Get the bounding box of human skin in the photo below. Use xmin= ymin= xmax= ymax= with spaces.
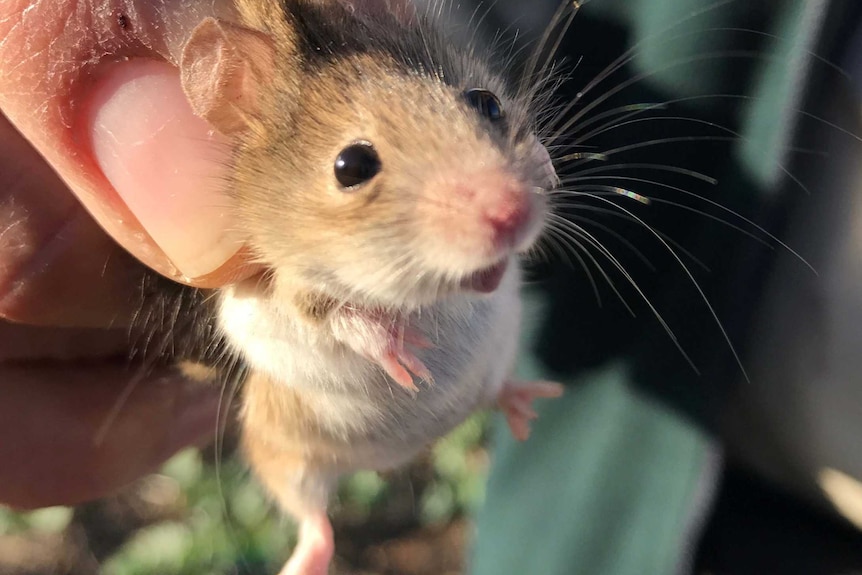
xmin=0 ymin=0 xmax=407 ymax=510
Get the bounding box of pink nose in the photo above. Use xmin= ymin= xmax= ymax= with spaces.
xmin=444 ymin=171 xmax=534 ymax=247
xmin=482 ymin=188 xmax=531 ymax=243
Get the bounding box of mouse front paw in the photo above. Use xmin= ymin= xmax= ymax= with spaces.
xmin=330 ymin=307 xmax=434 ymax=391
xmin=497 ymin=379 xmax=564 ymax=441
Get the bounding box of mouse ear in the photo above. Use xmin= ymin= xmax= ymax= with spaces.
xmin=180 ymin=17 xmax=275 ymax=136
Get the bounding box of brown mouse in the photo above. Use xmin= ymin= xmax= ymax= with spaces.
xmin=174 ymin=1 xmax=565 ymax=573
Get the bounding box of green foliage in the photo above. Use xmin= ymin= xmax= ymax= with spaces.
xmin=0 ymin=506 xmax=72 ymax=536
xmin=3 ymin=412 xmax=494 ymax=575
xmin=103 ymin=450 xmax=294 ymax=575
xmin=422 ymin=412 xmax=491 ymax=524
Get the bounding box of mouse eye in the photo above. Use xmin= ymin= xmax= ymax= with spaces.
xmin=334 ymin=142 xmax=382 ymax=189
xmin=464 ymin=89 xmax=504 ymax=122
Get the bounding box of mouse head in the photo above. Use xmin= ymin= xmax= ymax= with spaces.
xmin=181 ymin=3 xmax=558 ymax=308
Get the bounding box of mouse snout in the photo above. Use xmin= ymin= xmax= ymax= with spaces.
xmin=451 ymin=171 xmax=538 ymax=251
xmin=420 ymin=168 xmax=545 ymax=269
xmin=479 ymin=185 xmax=532 ymax=245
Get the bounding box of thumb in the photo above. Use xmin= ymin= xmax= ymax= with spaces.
xmin=0 ymin=1 xmax=252 ymax=288
xmin=86 ymin=58 xmax=247 ymax=282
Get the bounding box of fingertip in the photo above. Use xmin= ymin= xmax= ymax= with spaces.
xmin=86 ymin=58 xmax=244 ymax=283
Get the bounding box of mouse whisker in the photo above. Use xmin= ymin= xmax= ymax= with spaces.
xmin=540 ymin=224 xmax=604 ymax=308
xmin=545 ymin=212 xmax=642 ymax=315
xmin=548 ymin=196 xmax=710 ymax=273
xmin=555 ymin=163 xmax=815 ymax=271
xmin=543 ymin=0 xmax=737 ymax=142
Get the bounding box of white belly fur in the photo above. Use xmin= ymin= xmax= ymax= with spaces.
xmin=218 ymin=265 xmax=523 ymax=471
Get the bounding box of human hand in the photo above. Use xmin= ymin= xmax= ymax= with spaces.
xmin=0 ymin=0 xmax=237 ymax=508
xmin=0 ymin=103 xmax=225 ymax=508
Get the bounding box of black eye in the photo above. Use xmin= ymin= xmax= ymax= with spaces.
xmin=334 ymin=142 xmax=381 ymax=189
xmin=464 ymin=89 xmax=504 ymax=121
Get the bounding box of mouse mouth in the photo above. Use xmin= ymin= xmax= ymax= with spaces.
xmin=460 ymin=260 xmax=509 ymax=293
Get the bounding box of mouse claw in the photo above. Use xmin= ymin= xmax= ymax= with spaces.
xmin=278 ymin=512 xmax=334 ymax=575
xmin=380 ymin=352 xmax=420 ymax=392
xmin=330 ymin=307 xmax=434 ymax=392
xmin=380 ymin=339 xmax=433 ymax=391
xmin=400 ymin=351 xmax=435 ymax=386
xmin=384 ymin=322 xmax=434 ymax=390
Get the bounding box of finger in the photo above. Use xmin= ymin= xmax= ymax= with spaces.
xmin=0 ymin=113 xmax=156 ymax=327
xmin=0 ymin=321 xmax=129 ymax=362
xmin=0 ymin=363 xmax=221 ymax=510
xmin=0 ymin=0 xmax=251 ymax=287
xmin=85 ymin=58 xmax=252 ymax=283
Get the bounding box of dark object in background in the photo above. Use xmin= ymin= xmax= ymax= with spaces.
xmin=695 ymin=463 xmax=862 ymax=575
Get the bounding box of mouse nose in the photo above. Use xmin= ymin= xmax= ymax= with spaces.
xmin=483 ymin=190 xmax=531 ymax=242
xmin=429 ymin=170 xmax=539 ymax=255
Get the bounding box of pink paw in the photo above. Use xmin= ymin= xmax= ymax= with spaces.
xmin=497 ymin=380 xmax=564 ymax=441
xmin=332 ymin=307 xmax=434 ymax=391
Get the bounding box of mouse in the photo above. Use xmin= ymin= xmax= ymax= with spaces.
xmin=166 ymin=1 xmax=566 ymax=573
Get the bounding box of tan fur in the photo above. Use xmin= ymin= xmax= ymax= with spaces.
xmin=177 ymin=360 xmax=220 ymax=383
xmin=241 ymin=376 xmax=333 ymax=514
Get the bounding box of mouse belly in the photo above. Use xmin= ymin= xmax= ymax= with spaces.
xmin=239 ymin=285 xmax=521 ymax=473
xmin=229 ymin=267 xmax=559 ymax=575
xmin=227 ymin=267 xmax=522 ymax=473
